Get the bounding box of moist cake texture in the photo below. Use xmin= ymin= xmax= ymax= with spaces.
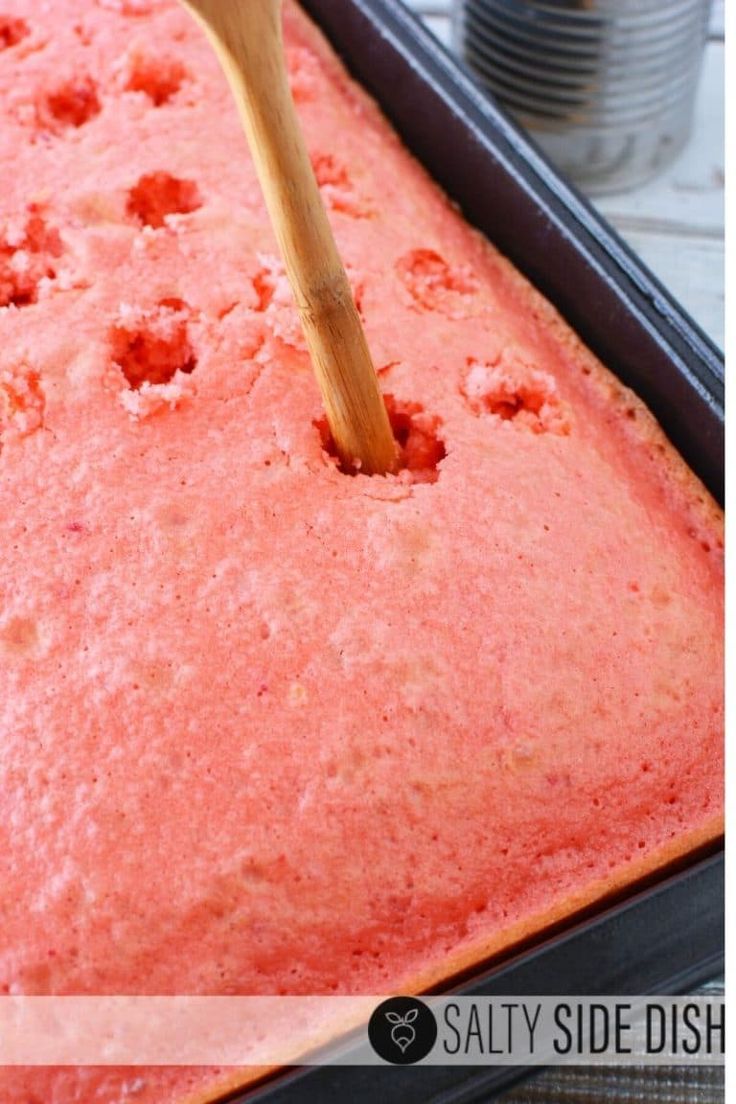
xmin=0 ymin=1 xmax=723 ymax=1101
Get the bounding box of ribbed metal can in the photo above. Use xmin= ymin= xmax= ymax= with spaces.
xmin=453 ymin=0 xmax=712 ymax=193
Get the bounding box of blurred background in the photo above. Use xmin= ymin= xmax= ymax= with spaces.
xmin=405 ymin=0 xmax=724 ymax=352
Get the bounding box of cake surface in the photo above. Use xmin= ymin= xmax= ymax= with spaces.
xmin=0 ymin=1 xmax=723 ymax=1102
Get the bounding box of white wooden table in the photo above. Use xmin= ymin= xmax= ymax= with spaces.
xmin=406 ymin=0 xmax=725 ymax=352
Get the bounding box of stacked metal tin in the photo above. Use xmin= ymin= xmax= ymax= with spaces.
xmin=453 ymin=0 xmax=712 ymax=193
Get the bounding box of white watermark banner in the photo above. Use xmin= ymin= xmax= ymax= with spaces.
xmin=0 ymin=996 xmax=724 ymax=1067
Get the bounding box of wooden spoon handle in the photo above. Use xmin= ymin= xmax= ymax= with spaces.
xmin=182 ymin=0 xmax=397 ymax=475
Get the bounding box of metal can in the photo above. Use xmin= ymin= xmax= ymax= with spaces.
xmin=453 ymin=0 xmax=712 ymax=193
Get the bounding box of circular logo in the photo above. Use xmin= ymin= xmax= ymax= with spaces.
xmin=368 ymin=996 xmax=438 ymax=1065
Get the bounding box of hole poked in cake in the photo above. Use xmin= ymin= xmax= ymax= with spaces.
xmin=126 ymin=172 xmax=202 ymax=229
xmin=316 ymin=395 xmax=446 ymax=483
xmin=311 ymin=154 xmax=373 ymax=219
xmin=461 ymin=356 xmax=572 ymax=436
xmin=0 ymin=365 xmax=45 ymax=452
xmin=124 ymin=54 xmax=189 ymax=105
xmin=111 ymin=299 xmax=196 ymax=390
xmin=396 ymin=248 xmax=478 ymax=315
xmin=250 ymin=253 xmax=283 ymax=313
xmin=39 ymin=76 xmax=101 ymax=130
xmin=0 ymin=208 xmax=62 ymax=308
xmin=252 ymin=269 xmax=275 ymax=312
xmin=0 ymin=15 xmax=29 ymax=49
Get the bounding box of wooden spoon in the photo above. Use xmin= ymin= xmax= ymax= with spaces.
xmin=180 ymin=0 xmax=398 ymax=476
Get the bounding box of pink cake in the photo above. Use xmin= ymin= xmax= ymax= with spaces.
xmin=0 ymin=2 xmax=723 ymax=1102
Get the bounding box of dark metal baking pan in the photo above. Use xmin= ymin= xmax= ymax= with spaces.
xmin=232 ymin=0 xmax=723 ymax=1099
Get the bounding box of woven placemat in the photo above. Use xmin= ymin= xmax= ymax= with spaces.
xmin=499 ymin=1064 xmax=724 ymax=1103
xmin=498 ymin=981 xmax=724 ymax=1104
